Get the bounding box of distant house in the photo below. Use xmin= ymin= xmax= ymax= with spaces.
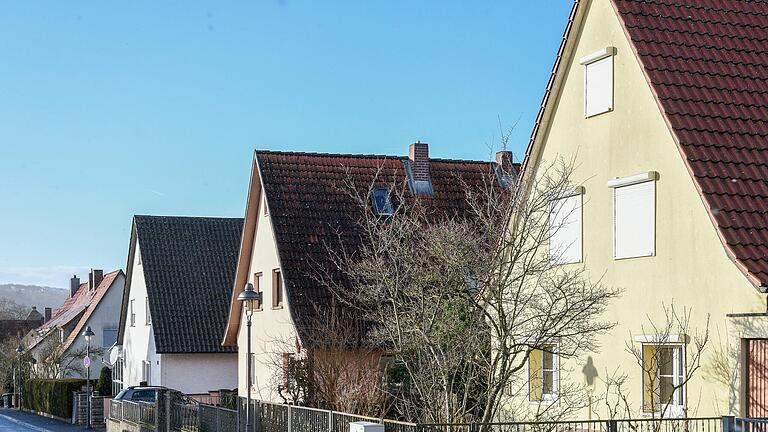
xmin=221 ymin=143 xmax=516 ymax=402
xmin=0 ymin=307 xmax=44 ymax=344
xmin=113 ymin=215 xmax=243 ymax=396
xmin=25 ymin=269 xmax=125 ymax=379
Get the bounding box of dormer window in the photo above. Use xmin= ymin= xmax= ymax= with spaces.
xmin=371 ymin=188 xmax=394 ymax=216
xmin=581 ymin=47 xmax=616 ymax=118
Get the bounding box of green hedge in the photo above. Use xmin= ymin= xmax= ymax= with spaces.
xmin=23 ymin=378 xmax=86 ymax=419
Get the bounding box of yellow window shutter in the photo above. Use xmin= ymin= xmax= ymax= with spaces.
xmin=642 ymin=345 xmax=658 ymax=413
xmin=529 ymin=349 xmax=543 ymax=401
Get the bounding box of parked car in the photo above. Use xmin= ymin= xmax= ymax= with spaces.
xmin=114 ymin=386 xmax=196 ymax=404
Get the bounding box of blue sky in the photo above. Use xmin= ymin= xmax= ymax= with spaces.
xmin=0 ymin=1 xmax=572 ymax=288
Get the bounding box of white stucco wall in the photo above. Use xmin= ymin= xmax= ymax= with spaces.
xmin=237 ymin=190 xmax=297 ymax=402
xmin=122 ymin=240 xmax=162 ymax=387
xmin=161 ymin=353 xmax=238 ymax=395
xmin=62 ymin=272 xmax=126 ymax=379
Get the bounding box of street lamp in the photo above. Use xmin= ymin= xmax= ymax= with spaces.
xmin=82 ymin=326 xmax=95 ymax=430
xmin=15 ymin=344 xmax=23 ymax=411
xmin=237 ymin=282 xmax=261 ymax=432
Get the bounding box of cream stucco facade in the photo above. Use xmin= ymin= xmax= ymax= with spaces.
xmin=520 ymin=0 xmax=766 ymax=419
xmin=236 ymin=190 xmax=297 ymax=403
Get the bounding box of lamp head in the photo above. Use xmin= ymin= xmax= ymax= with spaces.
xmin=82 ymin=326 xmax=95 ymax=344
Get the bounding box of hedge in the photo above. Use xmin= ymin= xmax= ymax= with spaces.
xmin=23 ymin=378 xmax=86 ymax=419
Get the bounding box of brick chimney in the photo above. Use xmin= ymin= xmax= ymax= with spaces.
xmin=70 ymin=275 xmax=81 ymax=298
xmin=44 ymin=307 xmax=52 ymax=323
xmin=409 ymin=142 xmax=430 ymax=182
xmin=89 ymin=269 xmax=104 ymax=291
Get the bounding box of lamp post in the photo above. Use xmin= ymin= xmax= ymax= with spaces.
xmin=15 ymin=344 xmax=23 ymax=411
xmin=237 ymin=283 xmax=261 ymax=432
xmin=82 ymin=326 xmax=95 ymax=430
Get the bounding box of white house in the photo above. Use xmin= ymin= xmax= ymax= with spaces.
xmin=25 ymin=269 xmax=125 ymax=379
xmin=113 ymin=215 xmax=242 ymax=396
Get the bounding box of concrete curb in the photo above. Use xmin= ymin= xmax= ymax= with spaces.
xmin=0 ymin=412 xmax=51 ymax=431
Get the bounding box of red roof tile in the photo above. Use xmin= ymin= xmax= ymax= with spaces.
xmin=614 ymin=0 xmax=768 ymax=285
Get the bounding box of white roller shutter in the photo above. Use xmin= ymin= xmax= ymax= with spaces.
xmin=614 ymin=180 xmax=655 ymax=259
xmin=585 ymin=56 xmax=613 ymax=117
xmin=549 ymin=193 xmax=583 ymax=264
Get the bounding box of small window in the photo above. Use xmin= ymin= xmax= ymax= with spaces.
xmin=372 ymin=188 xmax=394 ymax=216
xmin=272 ymin=269 xmax=283 ymax=308
xmin=642 ymin=345 xmax=684 ymax=413
xmin=130 ymin=299 xmax=136 ymax=327
xmin=254 ymin=273 xmax=263 ymax=311
xmin=263 ymin=195 xmax=269 ymax=216
xmin=141 ymin=360 xmax=151 ymax=385
xmin=250 ymin=353 xmax=256 ymax=387
xmin=549 ymin=192 xmax=583 ymax=264
xmin=145 ymin=297 xmax=151 ymax=325
xmin=612 ymin=176 xmax=656 ymax=259
xmin=529 ymin=345 xmax=559 ymax=402
xmin=103 ymin=328 xmax=118 ymax=347
xmin=581 ymin=47 xmax=615 ymax=117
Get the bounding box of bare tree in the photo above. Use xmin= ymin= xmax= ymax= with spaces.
xmin=0 ymin=298 xmax=27 ymax=320
xmin=319 ymin=152 xmax=620 ymax=425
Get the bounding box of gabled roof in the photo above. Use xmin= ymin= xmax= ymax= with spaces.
xmin=26 ymin=270 xmax=122 ymax=352
xmin=119 ymin=215 xmax=243 ymax=354
xmin=525 ymin=0 xmax=768 ymax=289
xmin=223 ymin=149 xmax=518 ymax=347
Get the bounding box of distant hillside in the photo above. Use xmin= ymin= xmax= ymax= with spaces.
xmin=0 ymin=283 xmax=69 ymax=312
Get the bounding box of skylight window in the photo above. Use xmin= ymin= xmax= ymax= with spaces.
xmin=372 ymin=188 xmax=394 ymax=216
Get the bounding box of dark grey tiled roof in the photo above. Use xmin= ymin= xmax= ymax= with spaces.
xmin=135 ymin=215 xmax=243 ymax=353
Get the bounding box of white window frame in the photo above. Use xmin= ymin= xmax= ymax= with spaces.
xmin=549 ymin=187 xmax=584 ymax=264
xmin=581 ymin=47 xmax=616 ymax=118
xmin=142 ymin=360 xmax=151 ymax=385
xmin=609 ymin=172 xmax=658 ymax=260
xmin=639 ymin=341 xmax=685 ymax=418
xmin=130 ymin=299 xmax=136 ymax=327
xmin=145 ymin=297 xmax=151 ymax=325
xmin=541 ymin=344 xmax=560 ymax=402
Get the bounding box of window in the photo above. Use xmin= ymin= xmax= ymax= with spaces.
xmin=642 ymin=345 xmax=684 ymax=414
xmin=610 ymin=173 xmax=657 ymax=259
xmin=272 ymin=269 xmax=283 ymax=308
xmin=103 ymin=328 xmax=118 ymax=348
xmin=112 ymin=359 xmax=124 ymax=396
xmin=141 ymin=360 xmax=151 ymax=385
xmin=253 ymin=273 xmax=263 ymax=310
xmin=145 ymin=297 xmax=151 ymax=325
xmin=529 ymin=345 xmax=559 ymax=402
xmin=581 ymin=47 xmax=616 ymax=117
xmin=130 ymin=299 xmax=136 ymax=327
xmin=281 ymin=353 xmax=298 ymax=390
xmin=250 ymin=353 xmax=256 ymax=387
xmin=549 ymin=192 xmax=583 ymax=264
xmin=371 ymin=188 xmax=394 ymax=216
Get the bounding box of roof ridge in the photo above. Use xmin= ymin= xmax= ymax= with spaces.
xmin=134 ymin=214 xmax=243 ymax=220
xmin=255 ymin=149 xmax=499 ymax=165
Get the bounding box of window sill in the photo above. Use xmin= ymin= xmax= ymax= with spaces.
xmin=271 ymin=306 xmax=284 ymax=310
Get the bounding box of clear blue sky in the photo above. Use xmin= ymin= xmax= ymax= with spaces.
xmin=0 ymin=1 xmax=572 ymax=288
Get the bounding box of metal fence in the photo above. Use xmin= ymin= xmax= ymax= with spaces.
xmin=120 ymin=399 xmax=157 ymax=427
xmin=734 ymin=417 xmax=768 ymax=432
xmin=418 ymin=418 xmax=722 ymax=432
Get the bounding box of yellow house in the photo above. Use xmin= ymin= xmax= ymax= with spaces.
xmin=520 ymin=0 xmax=768 ymax=419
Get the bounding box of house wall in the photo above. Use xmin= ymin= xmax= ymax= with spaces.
xmin=61 ymin=273 xmax=125 ymax=379
xmin=237 ymin=188 xmax=297 ymax=402
xmin=122 ymin=241 xmax=162 ymax=388
xmin=522 ymin=0 xmax=765 ymax=418
xmin=161 ymin=353 xmax=238 ymax=395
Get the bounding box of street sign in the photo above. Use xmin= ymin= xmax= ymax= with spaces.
xmin=83 ymin=355 xmax=91 ymax=369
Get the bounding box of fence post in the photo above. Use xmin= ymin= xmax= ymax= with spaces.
xmin=469 ymin=423 xmax=479 ymax=432
xmin=288 ymin=405 xmax=292 ymax=432
xmin=722 ymin=416 xmax=736 ymax=432
xmin=328 ymin=410 xmax=333 ymax=432
xmin=608 ymin=420 xmax=618 ymax=432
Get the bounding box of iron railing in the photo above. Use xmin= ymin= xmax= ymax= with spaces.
xmin=734 ymin=417 xmax=768 ymax=432
xmin=108 ymin=399 xmax=122 ymax=420
xmin=417 ymin=417 xmax=722 ymax=432
xmin=121 ymin=400 xmax=157 ymax=426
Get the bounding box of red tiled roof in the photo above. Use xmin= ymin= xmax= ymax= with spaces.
xmin=613 ymin=0 xmax=768 ymax=286
xmin=254 ymin=150 xmax=516 ymax=344
xmin=27 ymin=270 xmax=122 ymax=352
